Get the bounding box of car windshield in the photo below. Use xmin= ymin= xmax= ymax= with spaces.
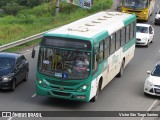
xmin=38 ymin=47 xmax=91 ymax=80
xmin=136 ymin=26 xmax=148 ymax=33
xmin=151 ymin=65 xmax=160 ymax=77
xmin=123 ymin=0 xmax=148 ymax=9
xmin=0 ymin=58 xmax=15 ymax=70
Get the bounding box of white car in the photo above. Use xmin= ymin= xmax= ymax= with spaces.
xmin=155 ymin=9 xmax=160 ymax=25
xmin=136 ymin=23 xmax=154 ymax=47
xmin=144 ymin=62 xmax=160 ymax=96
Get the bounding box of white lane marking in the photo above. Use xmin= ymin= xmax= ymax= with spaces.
xmin=140 ymin=99 xmax=158 ymax=120
xmin=7 ymin=117 xmax=12 ymax=120
xmin=146 ymin=99 xmax=158 ymax=111
xmin=32 ymin=93 xmax=36 ymax=98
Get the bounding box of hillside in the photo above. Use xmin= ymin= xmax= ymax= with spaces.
xmin=0 ymin=0 xmax=112 ymax=46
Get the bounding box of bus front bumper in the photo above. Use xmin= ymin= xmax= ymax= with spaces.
xmin=36 ymin=84 xmax=90 ymax=102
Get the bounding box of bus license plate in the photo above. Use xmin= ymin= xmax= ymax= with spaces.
xmin=55 ymin=72 xmax=62 ymax=77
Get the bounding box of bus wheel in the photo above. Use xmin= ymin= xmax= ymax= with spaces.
xmin=90 ymin=82 xmax=100 ymax=102
xmin=117 ymin=60 xmax=124 ymax=77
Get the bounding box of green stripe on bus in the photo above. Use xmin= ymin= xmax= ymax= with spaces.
xmin=123 ymin=14 xmax=136 ymax=26
xmin=92 ymin=31 xmax=109 ymax=43
xmin=123 ymin=38 xmax=136 ymax=52
xmin=44 ymin=34 xmax=90 ymax=41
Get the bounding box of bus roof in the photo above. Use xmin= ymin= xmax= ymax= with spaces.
xmin=44 ymin=11 xmax=136 ymax=41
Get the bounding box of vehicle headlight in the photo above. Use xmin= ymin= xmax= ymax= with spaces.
xmin=77 ymin=85 xmax=88 ymax=92
xmin=146 ymin=79 xmax=153 ymax=87
xmin=143 ymin=12 xmax=147 ymax=15
xmin=142 ymin=38 xmax=148 ymax=41
xmin=2 ymin=77 xmax=11 ymax=82
xmin=38 ymin=79 xmax=48 ymax=88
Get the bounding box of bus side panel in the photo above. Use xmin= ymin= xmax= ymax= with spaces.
xmin=89 ymin=75 xmax=101 ymax=100
xmin=106 ymin=49 xmax=122 ymax=85
xmin=122 ymin=39 xmax=136 ymax=68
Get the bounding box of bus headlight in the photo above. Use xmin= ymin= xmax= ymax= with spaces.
xmin=143 ymin=12 xmax=147 ymax=15
xmin=38 ymin=80 xmax=42 ymax=84
xmin=77 ymin=85 xmax=88 ymax=92
xmin=38 ymin=79 xmax=48 ymax=88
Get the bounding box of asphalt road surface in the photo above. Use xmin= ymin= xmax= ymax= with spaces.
xmin=1 ymin=0 xmax=160 ymax=120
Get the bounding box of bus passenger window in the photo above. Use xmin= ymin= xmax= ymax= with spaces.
xmin=92 ymin=54 xmax=98 ymax=73
xmin=99 ymin=40 xmax=104 ymax=63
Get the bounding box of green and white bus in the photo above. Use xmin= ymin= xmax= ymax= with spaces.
xmin=32 ymin=11 xmax=136 ymax=102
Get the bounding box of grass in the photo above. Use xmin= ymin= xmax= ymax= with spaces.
xmin=1 ymin=0 xmax=112 ymax=52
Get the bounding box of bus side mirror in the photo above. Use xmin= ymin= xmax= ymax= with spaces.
xmin=31 ymin=47 xmax=35 ymax=58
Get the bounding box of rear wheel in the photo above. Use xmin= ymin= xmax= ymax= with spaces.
xmin=90 ymin=82 xmax=101 ymax=102
xmin=117 ymin=60 xmax=124 ymax=77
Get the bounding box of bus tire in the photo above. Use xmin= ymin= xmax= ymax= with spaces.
xmin=117 ymin=60 xmax=124 ymax=77
xmin=90 ymin=81 xmax=101 ymax=102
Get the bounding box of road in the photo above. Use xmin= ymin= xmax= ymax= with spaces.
xmin=1 ymin=0 xmax=160 ymax=120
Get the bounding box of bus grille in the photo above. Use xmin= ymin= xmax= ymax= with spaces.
xmin=127 ymin=10 xmax=142 ymax=13
xmin=51 ymin=86 xmax=74 ymax=91
xmin=51 ymin=91 xmax=71 ymax=97
xmin=47 ymin=79 xmax=79 ymax=86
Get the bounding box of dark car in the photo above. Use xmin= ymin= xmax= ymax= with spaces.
xmin=155 ymin=9 xmax=160 ymax=25
xmin=0 ymin=52 xmax=29 ymax=91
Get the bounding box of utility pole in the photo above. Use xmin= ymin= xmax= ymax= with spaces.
xmin=55 ymin=0 xmax=59 ymax=15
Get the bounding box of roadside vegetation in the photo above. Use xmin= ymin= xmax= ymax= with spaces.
xmin=0 ymin=0 xmax=112 ymax=51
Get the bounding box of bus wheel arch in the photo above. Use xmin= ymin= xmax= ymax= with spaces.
xmin=117 ymin=58 xmax=125 ymax=77
xmin=90 ymin=77 xmax=102 ymax=102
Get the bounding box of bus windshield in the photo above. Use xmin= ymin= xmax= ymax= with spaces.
xmin=38 ymin=47 xmax=91 ymax=80
xmin=123 ymin=0 xmax=148 ymax=9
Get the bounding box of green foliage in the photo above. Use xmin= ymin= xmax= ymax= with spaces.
xmin=2 ymin=2 xmax=24 ymax=15
xmin=0 ymin=0 xmax=112 ymax=45
xmin=16 ymin=0 xmax=52 ymax=7
xmin=0 ymin=0 xmax=17 ymax=8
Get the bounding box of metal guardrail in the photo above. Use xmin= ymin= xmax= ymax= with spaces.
xmin=0 ymin=28 xmax=56 ymax=51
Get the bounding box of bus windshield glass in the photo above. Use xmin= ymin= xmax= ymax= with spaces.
xmin=123 ymin=0 xmax=148 ymax=9
xmin=38 ymin=47 xmax=91 ymax=80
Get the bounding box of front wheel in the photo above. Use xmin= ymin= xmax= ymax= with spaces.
xmin=146 ymin=41 xmax=149 ymax=47
xmin=23 ymin=72 xmax=28 ymax=81
xmin=90 ymin=82 xmax=100 ymax=102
